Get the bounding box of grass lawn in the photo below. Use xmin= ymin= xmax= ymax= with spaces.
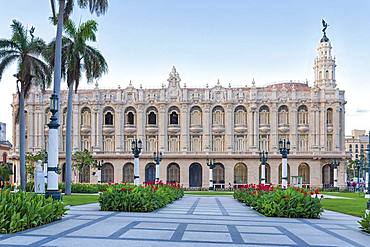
xmin=185 ymin=191 xmax=234 ymax=196
xmin=321 ymin=192 xmax=368 ymax=217
xmin=63 ymin=194 xmax=99 ymax=206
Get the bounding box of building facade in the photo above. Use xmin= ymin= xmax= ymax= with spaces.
xmin=11 ymin=30 xmax=346 ymax=188
xmin=0 ymin=122 xmax=14 ymax=183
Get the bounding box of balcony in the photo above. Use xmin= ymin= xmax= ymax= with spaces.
xmin=124 ymin=124 xmax=137 ymax=134
xmin=168 ymin=124 xmax=180 ymax=134
xmin=297 ymin=124 xmax=309 ymax=133
xmin=259 ymin=124 xmax=270 ymax=133
xmin=189 ymin=124 xmax=203 ymax=134
xmin=80 ymin=124 xmax=91 ymax=134
xmin=234 ymin=124 xmax=247 ymax=134
xmin=145 ymin=124 xmax=158 ymax=134
xmin=278 ymin=124 xmax=290 ymax=133
xmin=102 ymin=124 xmax=115 ymax=135
xmin=212 ymin=124 xmax=225 ymax=134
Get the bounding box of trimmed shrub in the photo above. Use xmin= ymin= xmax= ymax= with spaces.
xmin=234 ymin=184 xmax=323 ymax=218
xmin=99 ymin=182 xmax=184 ymax=212
xmin=359 ymin=212 xmax=370 ymax=233
xmin=0 ymin=189 xmax=67 ymax=233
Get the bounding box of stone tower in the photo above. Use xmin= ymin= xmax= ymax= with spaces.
xmin=313 ymin=21 xmax=337 ymax=88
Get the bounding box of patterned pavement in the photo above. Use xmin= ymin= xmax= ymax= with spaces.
xmin=0 ymin=196 xmax=369 ymax=246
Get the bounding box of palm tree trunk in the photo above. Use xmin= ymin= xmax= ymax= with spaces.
xmin=53 ymin=0 xmax=64 ymax=111
xmin=65 ymin=81 xmax=73 ymax=195
xmin=19 ymin=86 xmax=26 ymax=191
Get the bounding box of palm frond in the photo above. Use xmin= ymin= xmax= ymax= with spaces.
xmin=77 ymin=0 xmax=108 ymax=16
xmin=0 ymin=54 xmax=19 ymax=81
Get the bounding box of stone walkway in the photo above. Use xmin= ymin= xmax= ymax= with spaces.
xmin=0 ymin=196 xmax=369 ymax=246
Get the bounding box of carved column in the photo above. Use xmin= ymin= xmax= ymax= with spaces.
xmin=202 ymin=104 xmax=211 ymax=152
xmin=225 ymin=104 xmax=233 ymax=153
xmin=72 ymin=104 xmax=79 ymax=151
xmin=97 ymin=107 xmax=103 ymax=151
xmin=115 ymin=108 xmax=123 ymax=152
xmin=91 ymin=107 xmax=96 ymax=150
xmin=290 ymin=103 xmax=297 ymax=152
xmin=28 ymin=106 xmax=34 ymax=152
xmin=180 ymin=103 xmax=189 ymax=152
xmin=320 ymin=104 xmax=326 ymax=151
xmin=158 ymin=104 xmax=166 ymax=151
xmin=270 ymin=103 xmax=278 ymax=152
xmin=333 ymin=105 xmax=340 ymax=151
xmin=137 ymin=104 xmax=145 ymax=151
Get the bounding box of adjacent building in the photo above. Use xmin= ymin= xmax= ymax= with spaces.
xmin=11 ymin=29 xmax=347 ymax=188
xmin=0 ymin=122 xmax=14 ymax=183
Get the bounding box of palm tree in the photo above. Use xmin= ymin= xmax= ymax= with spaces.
xmin=46 ymin=19 xmax=107 ymax=194
xmin=48 ymin=0 xmax=109 ymax=195
xmin=72 ymin=149 xmax=97 ymax=183
xmin=0 ymin=20 xmax=51 ymax=190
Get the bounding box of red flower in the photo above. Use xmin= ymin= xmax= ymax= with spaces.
xmin=121 ymin=187 xmax=126 ymax=192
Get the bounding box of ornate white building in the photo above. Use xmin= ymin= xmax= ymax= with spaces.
xmin=11 ymin=30 xmax=346 ymax=188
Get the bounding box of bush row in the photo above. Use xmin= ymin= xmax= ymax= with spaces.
xmin=359 ymin=212 xmax=370 ymax=233
xmin=99 ymin=182 xmax=184 ymax=212
xmin=0 ymin=189 xmax=67 ymax=233
xmin=234 ymin=184 xmax=323 ymax=218
xmin=26 ymin=182 xmax=109 ymax=193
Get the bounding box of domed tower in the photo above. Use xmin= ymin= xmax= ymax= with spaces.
xmin=313 ymin=20 xmax=336 ymax=88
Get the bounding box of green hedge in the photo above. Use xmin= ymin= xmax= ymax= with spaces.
xmin=99 ymin=183 xmax=184 ymax=212
xmin=0 ymin=189 xmax=67 ymax=233
xmin=26 ymin=182 xmax=109 ymax=193
xmin=234 ymin=185 xmax=323 ymax=218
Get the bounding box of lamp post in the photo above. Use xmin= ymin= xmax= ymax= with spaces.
xmin=279 ymin=139 xmax=290 ymax=188
xmin=45 ymin=94 xmax=61 ymax=200
xmin=131 ymin=139 xmax=142 ymax=186
xmin=354 ymin=159 xmax=360 ymax=192
xmin=206 ymin=158 xmax=216 ymax=190
xmin=153 ymin=150 xmax=162 ymax=182
xmin=96 ymin=159 xmax=104 ymax=183
xmin=259 ymin=151 xmax=268 ymax=185
xmin=332 ymin=160 xmax=340 ymax=188
xmin=360 ymin=148 xmax=365 ymax=191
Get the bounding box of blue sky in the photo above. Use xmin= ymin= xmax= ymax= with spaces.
xmin=1 ymin=0 xmax=369 ymax=140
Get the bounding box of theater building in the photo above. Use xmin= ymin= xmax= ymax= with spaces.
xmin=11 ymin=30 xmax=346 ymax=188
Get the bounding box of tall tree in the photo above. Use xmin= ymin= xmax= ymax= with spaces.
xmin=0 ymin=20 xmax=51 ymax=190
xmin=49 ymin=0 xmax=109 ymax=195
xmin=46 ymin=19 xmax=107 ymax=194
xmin=72 ymin=149 xmax=97 ymax=183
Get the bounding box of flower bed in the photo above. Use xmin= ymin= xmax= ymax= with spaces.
xmin=0 ymin=189 xmax=67 ymax=233
xmin=234 ymin=184 xmax=323 ymax=218
xmin=99 ymin=182 xmax=184 ymax=212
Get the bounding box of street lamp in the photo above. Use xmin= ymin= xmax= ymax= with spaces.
xmin=279 ymin=139 xmax=290 ymax=188
xmin=206 ymin=158 xmax=216 ymax=190
xmin=332 ymin=160 xmax=340 ymax=188
xmin=259 ymin=151 xmax=268 ymax=185
xmin=45 ymin=93 xmax=61 ymax=200
xmin=131 ymin=139 xmax=142 ymax=186
xmin=153 ymin=150 xmax=163 ymax=182
xmin=354 ymin=159 xmax=361 ymax=192
xmin=96 ymin=159 xmax=104 ymax=183
xmin=360 ymin=148 xmax=365 ymax=191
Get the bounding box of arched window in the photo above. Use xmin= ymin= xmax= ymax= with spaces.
xmin=122 ymin=163 xmax=134 ymax=183
xmin=322 ymin=164 xmax=333 ymax=187
xmin=148 ymin=112 xmax=157 ymax=125
xmin=327 ymin=108 xmax=333 ymax=125
xmin=234 ymin=106 xmax=247 ymax=126
xmin=189 ymin=163 xmax=202 ymax=187
xmin=298 ymin=163 xmax=310 ymax=184
xmin=190 ymin=106 xmax=202 ymax=126
xmin=298 ymin=105 xmax=308 ymax=125
xmin=125 ymin=107 xmax=136 ymax=125
xmin=145 ymin=163 xmax=156 ymax=183
xmin=212 ymin=106 xmax=224 ymax=126
xmin=259 ymin=164 xmax=271 ymax=184
xmin=259 ymin=105 xmax=270 ymax=125
xmin=104 ymin=112 xmax=114 ymax=125
xmin=234 ymin=163 xmax=247 ymax=184
xmin=213 ymin=163 xmax=225 ymax=184
xmin=81 ymin=107 xmax=91 ymax=126
xmin=170 ymin=112 xmax=178 ymax=125
xmin=79 ymin=166 xmax=90 ymax=183
xmin=278 ymin=163 xmax=291 ymax=184
xmin=101 ymin=163 xmax=114 ymax=183
xmin=278 ymin=105 xmax=289 ymax=125
xmin=103 ymin=136 xmax=114 ymax=152
xmin=147 ymin=107 xmax=158 ymax=125
xmin=167 ymin=163 xmax=180 ymax=183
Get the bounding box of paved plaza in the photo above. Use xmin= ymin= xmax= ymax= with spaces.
xmin=0 ymin=196 xmax=369 ymax=247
